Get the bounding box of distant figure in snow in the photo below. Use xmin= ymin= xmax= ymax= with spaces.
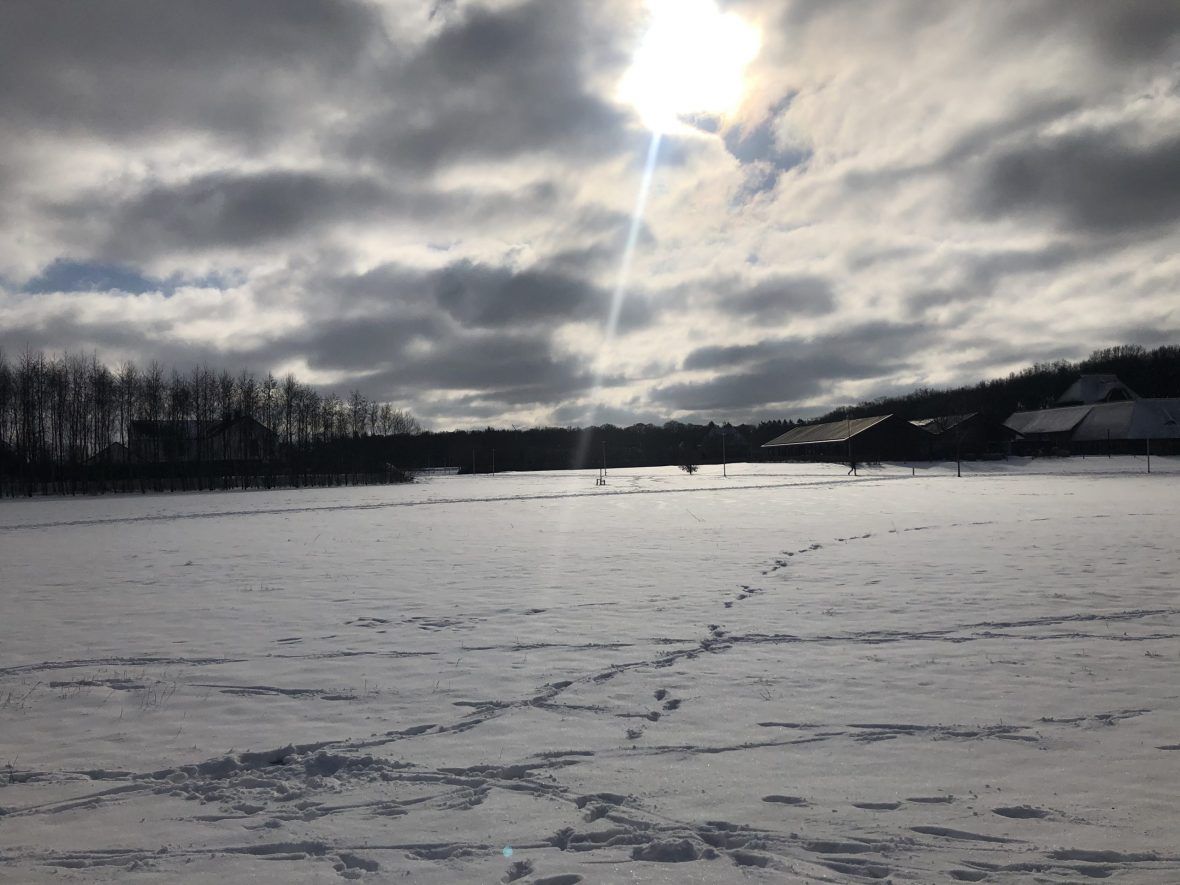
xmin=847 ymin=460 xmax=858 ymax=476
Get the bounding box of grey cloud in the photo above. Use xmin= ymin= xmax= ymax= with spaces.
xmin=660 ymin=322 xmax=931 ymax=411
xmin=352 ymin=330 xmax=600 ymax=407
xmin=0 ymin=0 xmax=381 ymax=141
xmin=347 ymin=0 xmax=637 ymax=171
xmin=904 ymin=242 xmax=1080 ymax=316
xmin=52 ymin=172 xmax=575 ymax=261
xmin=328 ymin=259 xmax=654 ymax=336
xmin=1003 ymin=1 xmax=1180 ymax=63
xmin=972 ymin=130 xmax=1180 ymax=235
xmin=723 ymin=275 xmax=836 ymax=321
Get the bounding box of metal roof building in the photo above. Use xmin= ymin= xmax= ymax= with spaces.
xmin=763 ymin=414 xmax=931 ymax=463
xmin=763 ymin=415 xmax=892 ymax=447
xmin=1005 ymin=383 xmax=1180 ymax=453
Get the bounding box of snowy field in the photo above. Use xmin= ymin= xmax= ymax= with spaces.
xmin=1 ymin=458 xmax=1178 ymax=883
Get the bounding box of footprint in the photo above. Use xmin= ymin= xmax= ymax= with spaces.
xmin=502 ymin=859 xmax=534 ymax=882
xmin=762 ymin=795 xmax=808 ymax=806
xmin=533 ymin=876 xmax=583 ymax=885
xmin=949 ymin=871 xmax=988 ymax=882
xmin=992 ymin=805 xmax=1049 ymax=819
xmin=662 ymin=699 xmax=682 ymax=712
xmin=853 ymin=801 xmax=901 ymax=811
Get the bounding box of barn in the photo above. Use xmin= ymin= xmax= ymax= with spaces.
xmin=1006 ymin=399 xmax=1180 ymax=455
xmin=762 ymin=414 xmax=930 ymax=464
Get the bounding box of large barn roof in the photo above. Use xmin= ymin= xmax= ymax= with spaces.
xmin=1072 ymin=400 xmax=1180 ymax=441
xmin=762 ymin=414 xmax=892 ymax=447
xmin=1004 ymin=405 xmax=1092 ymax=436
xmin=1005 ymin=399 xmax=1180 ymax=441
xmin=1056 ymin=374 xmax=1139 ymax=406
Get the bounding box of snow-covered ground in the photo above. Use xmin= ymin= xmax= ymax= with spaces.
xmin=1 ymin=458 xmax=1178 ymax=883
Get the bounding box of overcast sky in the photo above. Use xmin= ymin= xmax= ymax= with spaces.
xmin=1 ymin=0 xmax=1178 ymax=428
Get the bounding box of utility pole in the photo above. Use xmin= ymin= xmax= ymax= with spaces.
xmin=722 ymin=429 xmax=727 ymax=478
xmin=1147 ymin=436 xmax=1151 ymax=474
xmin=472 ymin=448 xmax=475 ymax=476
xmin=492 ymin=448 xmax=495 ymax=476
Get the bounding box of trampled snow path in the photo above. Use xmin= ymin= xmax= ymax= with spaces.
xmin=1 ymin=459 xmax=1178 ymax=882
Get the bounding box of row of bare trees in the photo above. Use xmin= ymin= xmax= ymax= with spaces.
xmin=0 ymin=348 xmax=419 ymax=468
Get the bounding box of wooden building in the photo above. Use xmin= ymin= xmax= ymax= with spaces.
xmin=762 ymin=414 xmax=930 ymax=463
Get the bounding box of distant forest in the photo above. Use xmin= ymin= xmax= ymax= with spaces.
xmin=814 ymin=344 xmax=1180 ymax=423
xmin=0 ymin=349 xmax=419 ymax=495
xmin=1 ymin=343 xmax=1177 ymax=494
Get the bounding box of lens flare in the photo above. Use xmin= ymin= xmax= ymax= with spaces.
xmin=620 ymin=0 xmax=760 ymax=133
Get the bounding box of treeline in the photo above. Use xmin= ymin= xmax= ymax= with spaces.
xmin=0 ymin=348 xmax=419 ymax=495
xmin=375 ymin=419 xmax=796 ymax=475
xmin=816 ymin=344 xmax=1180 ymax=424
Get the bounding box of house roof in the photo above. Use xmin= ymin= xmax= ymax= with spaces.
xmin=762 ymin=414 xmax=892 ymax=447
xmin=1072 ymin=399 xmax=1180 ymax=441
xmin=1004 ymin=405 xmax=1092 ymax=436
xmin=1056 ymin=374 xmax=1139 ymax=405
xmin=1005 ymin=399 xmax=1180 ymax=440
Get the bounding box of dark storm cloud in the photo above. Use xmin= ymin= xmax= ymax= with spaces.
xmin=347 ymin=0 xmax=636 ymax=171
xmin=659 ymin=322 xmax=931 ymax=411
xmin=972 ymin=130 xmax=1180 ymax=235
xmin=0 ymin=0 xmax=381 ymax=141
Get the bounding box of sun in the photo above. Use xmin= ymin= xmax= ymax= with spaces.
xmin=620 ymin=0 xmax=761 ymax=133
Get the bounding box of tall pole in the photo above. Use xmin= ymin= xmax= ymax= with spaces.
xmin=492 ymin=448 xmax=495 ymax=476
xmin=847 ymin=411 xmax=855 ymax=476
xmin=722 ymin=430 xmax=727 ymax=478
xmin=472 ymin=448 xmax=475 ymax=476
xmin=1147 ymin=436 xmax=1151 ymax=474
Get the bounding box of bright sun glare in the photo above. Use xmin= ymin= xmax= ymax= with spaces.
xmin=621 ymin=0 xmax=761 ymax=133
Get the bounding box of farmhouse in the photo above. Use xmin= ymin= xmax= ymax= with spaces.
xmin=761 ymin=414 xmax=930 ymax=463
xmin=1004 ymin=375 xmax=1180 ymax=454
xmin=129 ymin=416 xmax=277 ymax=463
